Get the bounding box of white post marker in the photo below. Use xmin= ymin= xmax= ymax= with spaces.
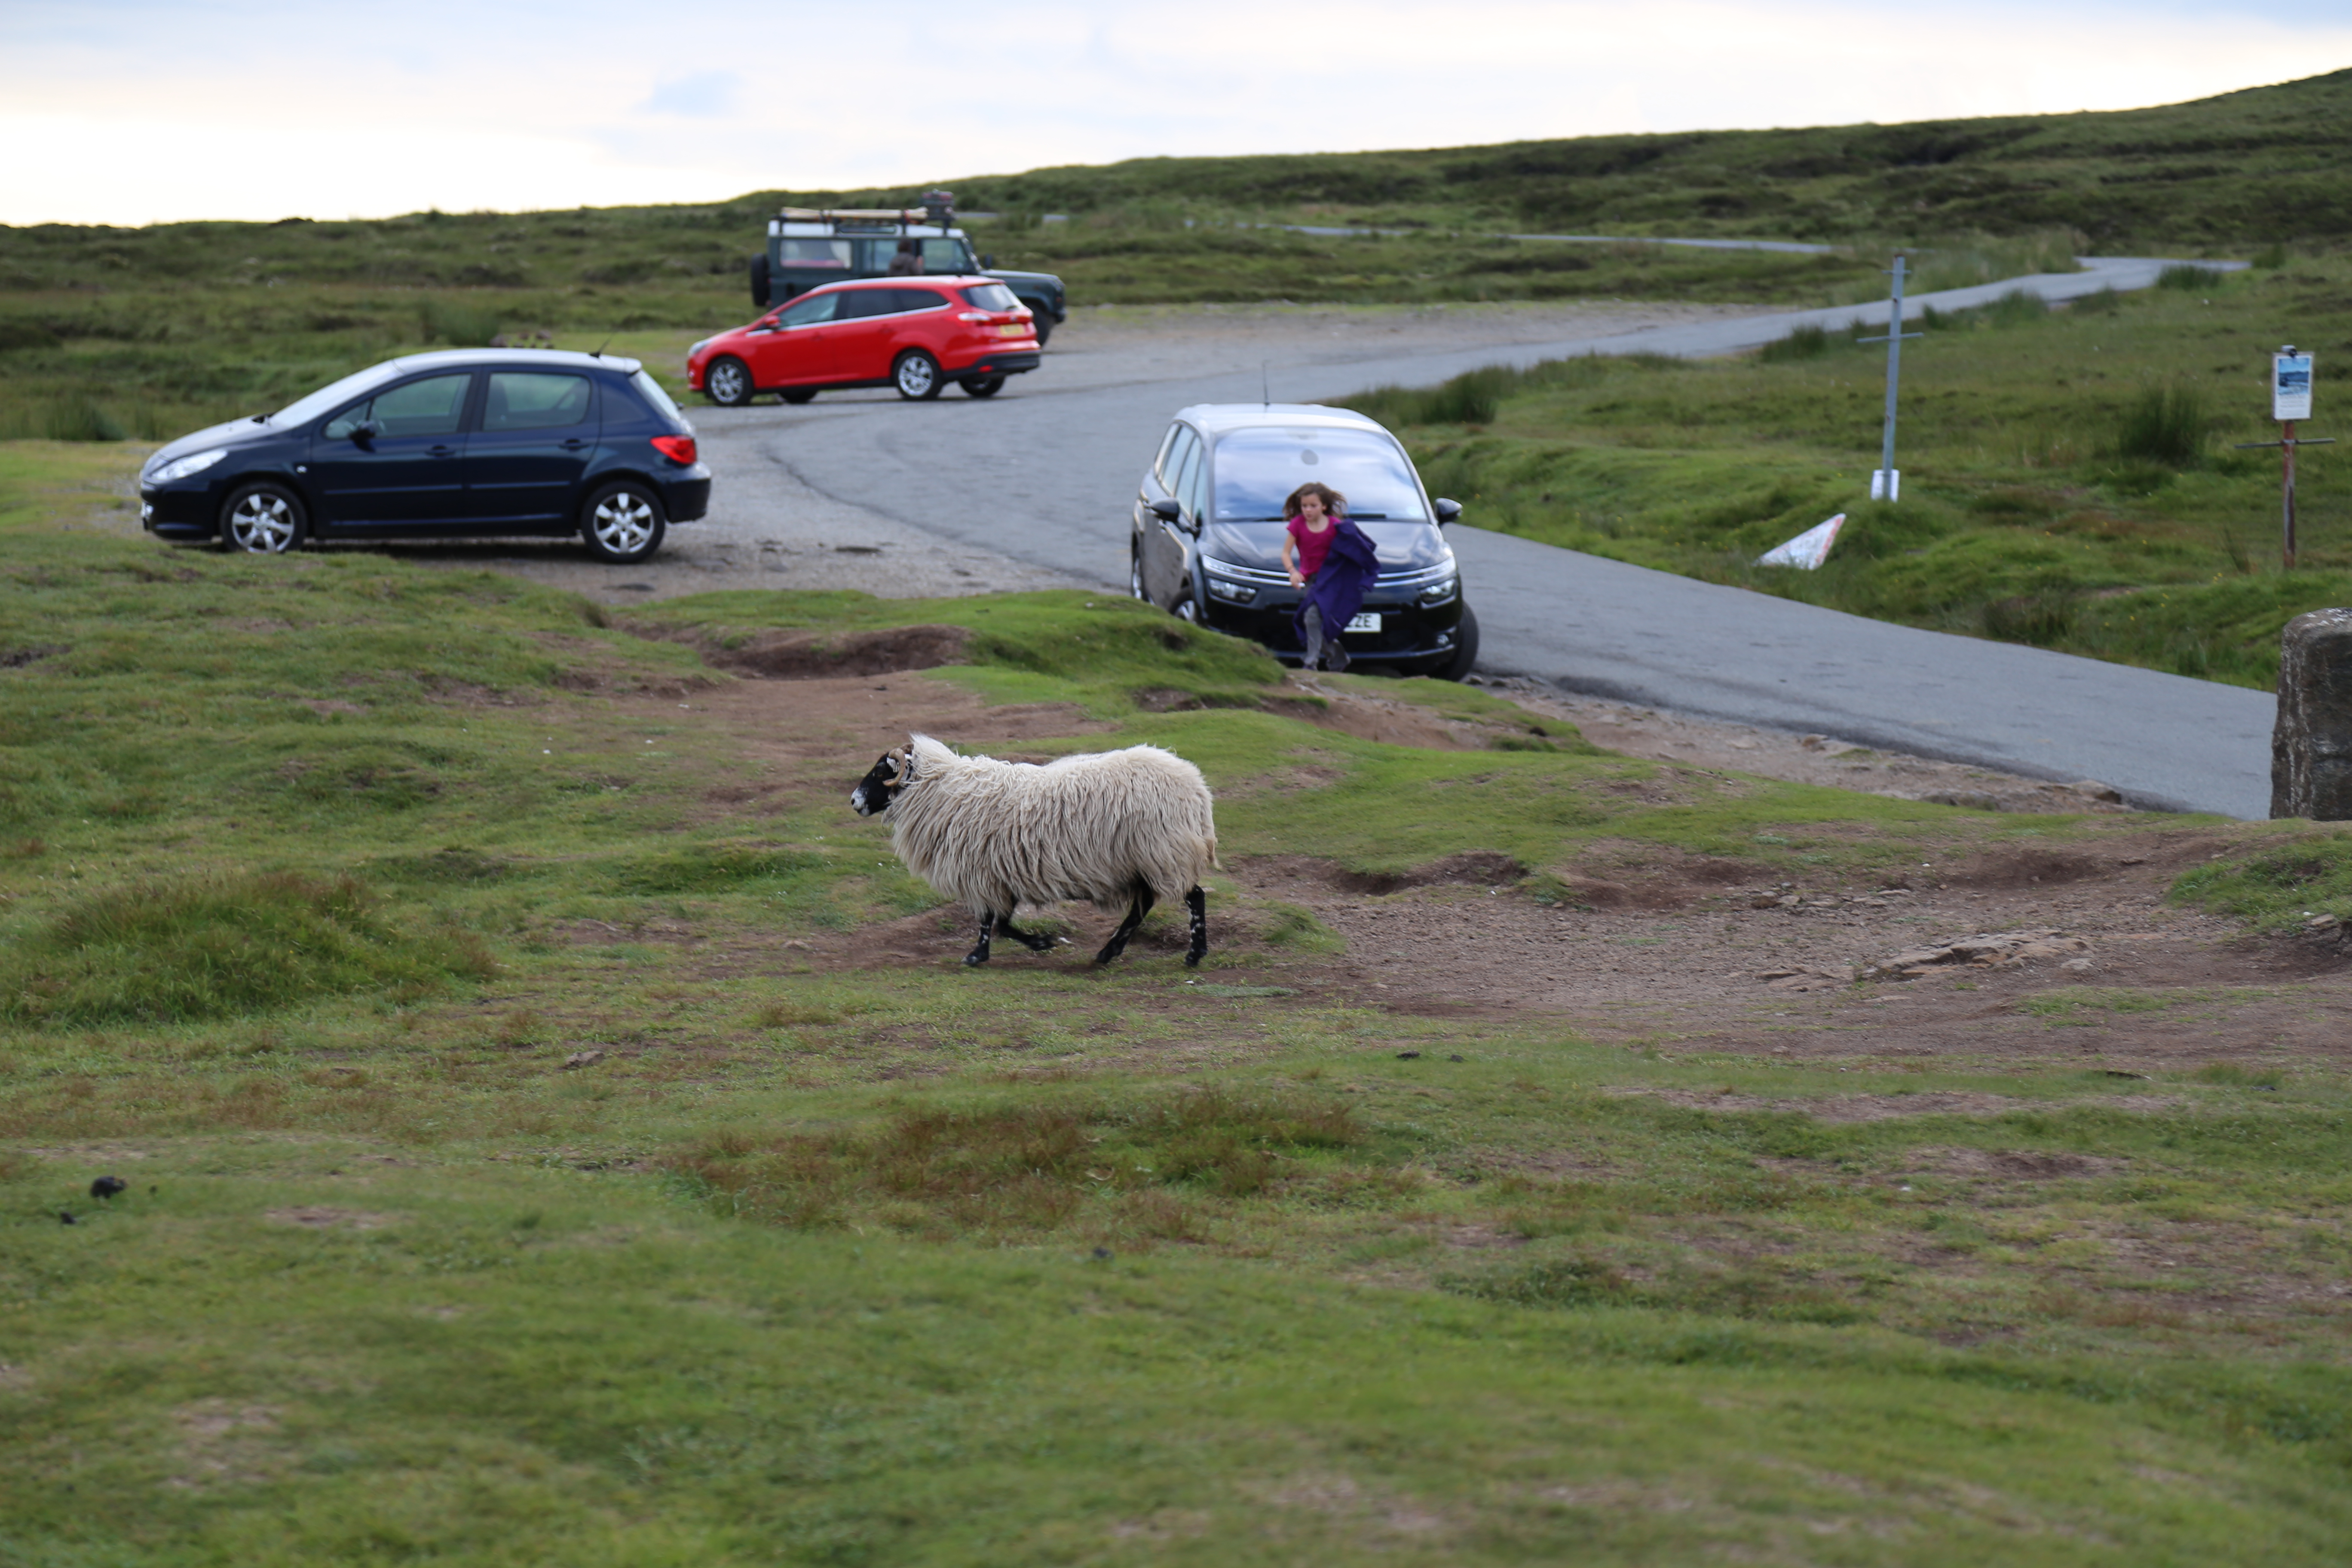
xmin=1756 ymin=514 xmax=1847 ymax=570
xmin=2237 ymin=346 xmax=2332 ymax=570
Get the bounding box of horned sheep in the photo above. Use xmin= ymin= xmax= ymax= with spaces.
xmin=849 ymin=734 xmax=1217 ymax=967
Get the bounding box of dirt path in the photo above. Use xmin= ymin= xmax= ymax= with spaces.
xmin=618 ymin=669 xmax=2352 ymax=1077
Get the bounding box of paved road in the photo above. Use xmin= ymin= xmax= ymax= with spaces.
xmin=697 ymin=255 xmax=2274 ymax=818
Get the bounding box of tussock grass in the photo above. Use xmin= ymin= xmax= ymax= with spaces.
xmin=0 ymin=871 xmax=495 ymax=1023
xmin=2171 ymin=832 xmax=2352 ymax=930
xmin=1757 ymin=321 xmax=1833 ymax=362
xmin=669 ymin=1086 xmax=1367 ymax=1236
xmin=2115 ymin=381 xmax=2211 ymax=464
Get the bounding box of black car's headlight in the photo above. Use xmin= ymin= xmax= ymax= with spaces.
xmin=1206 ymin=577 xmax=1257 ymax=605
xmin=146 ymin=448 xmax=227 ymax=485
xmin=1416 ymin=576 xmax=1460 ymax=607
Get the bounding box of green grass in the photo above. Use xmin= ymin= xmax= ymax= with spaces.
xmin=4 ymin=452 xmax=2352 ymax=1561
xmin=849 ymin=71 xmax=2352 ymax=249
xmin=1336 ymin=256 xmax=2352 ymax=690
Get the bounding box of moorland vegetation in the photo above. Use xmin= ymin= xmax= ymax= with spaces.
xmin=4 ymin=451 xmax=2352 ymax=1559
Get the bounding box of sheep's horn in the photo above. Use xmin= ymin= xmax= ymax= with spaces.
xmin=887 ymin=748 xmax=913 ymax=786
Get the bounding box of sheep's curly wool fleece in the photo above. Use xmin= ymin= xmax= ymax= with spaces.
xmin=888 ymin=735 xmax=1218 ymax=917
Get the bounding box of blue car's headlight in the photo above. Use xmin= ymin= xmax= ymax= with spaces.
xmin=1206 ymin=577 xmax=1257 ymax=604
xmin=147 ymin=449 xmax=228 ymax=484
xmin=1417 ymin=576 xmax=1460 ymax=607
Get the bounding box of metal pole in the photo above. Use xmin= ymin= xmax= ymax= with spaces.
xmin=2285 ymin=419 xmax=2299 ymax=570
xmin=1880 ymin=255 xmax=1905 ymax=495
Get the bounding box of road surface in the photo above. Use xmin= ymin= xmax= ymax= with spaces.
xmin=693 ymin=255 xmax=2274 ymax=818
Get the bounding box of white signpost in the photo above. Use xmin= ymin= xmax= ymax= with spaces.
xmin=2238 ymin=345 xmax=2332 ymax=569
xmin=1856 ymin=255 xmax=1924 ymax=503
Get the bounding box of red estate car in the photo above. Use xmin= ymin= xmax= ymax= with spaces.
xmin=687 ymin=276 xmax=1041 ymax=405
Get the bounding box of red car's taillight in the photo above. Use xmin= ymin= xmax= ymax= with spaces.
xmin=651 ymin=434 xmax=697 ymax=464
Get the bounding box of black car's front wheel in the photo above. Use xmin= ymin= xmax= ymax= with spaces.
xmin=1129 ymin=548 xmax=1148 ymax=602
xmin=220 ymin=481 xmax=307 ymax=554
xmin=1433 ymin=605 xmax=1480 ymax=681
xmin=960 ymin=376 xmax=1005 ymax=398
xmin=1030 ymin=314 xmax=1054 ymax=348
xmin=892 ymin=351 xmax=943 ymax=401
xmin=1172 ymin=590 xmax=1201 ymax=625
xmin=704 ymin=356 xmax=753 ymax=407
xmin=581 ymin=480 xmax=667 ymax=564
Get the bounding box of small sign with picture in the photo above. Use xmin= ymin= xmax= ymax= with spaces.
xmin=2275 ymin=351 xmax=2314 ymax=421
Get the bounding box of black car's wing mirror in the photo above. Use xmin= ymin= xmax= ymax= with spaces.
xmin=1148 ymin=498 xmax=1184 ymax=524
xmin=982 ymin=254 xmax=996 ymax=269
xmin=1433 ymin=498 xmax=1462 ymax=525
xmin=351 ymin=419 xmax=383 ymax=447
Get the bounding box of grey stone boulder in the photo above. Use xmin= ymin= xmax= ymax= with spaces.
xmin=2272 ymin=607 xmax=2352 ymax=821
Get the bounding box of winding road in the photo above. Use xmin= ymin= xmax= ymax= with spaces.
xmin=693 ymin=254 xmax=2274 ymax=818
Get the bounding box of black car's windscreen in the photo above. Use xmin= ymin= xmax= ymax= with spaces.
xmin=1210 ymin=428 xmax=1427 ymax=521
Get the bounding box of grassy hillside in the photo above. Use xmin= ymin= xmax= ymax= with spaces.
xmin=5 ymin=454 xmax=2352 ymax=1561
xmin=1337 ymin=254 xmax=2352 ymax=691
xmin=848 ymin=68 xmax=2352 ymax=249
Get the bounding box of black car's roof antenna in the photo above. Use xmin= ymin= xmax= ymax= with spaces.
xmin=1262 ymin=361 xmax=1269 ymax=409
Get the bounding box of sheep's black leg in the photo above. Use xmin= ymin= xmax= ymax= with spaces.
xmin=1183 ymin=885 xmax=1207 ymax=968
xmin=995 ymin=914 xmax=1060 ymax=953
xmin=1093 ymin=886 xmax=1155 ymax=965
xmin=964 ymin=911 xmax=995 ymax=967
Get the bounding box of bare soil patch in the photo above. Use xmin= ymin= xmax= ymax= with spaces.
xmin=649 ymin=665 xmax=2352 ymax=1074
xmin=668 ymin=624 xmax=974 ymax=681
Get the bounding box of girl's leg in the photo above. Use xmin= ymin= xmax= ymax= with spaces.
xmin=1302 ymin=604 xmax=1325 ymax=670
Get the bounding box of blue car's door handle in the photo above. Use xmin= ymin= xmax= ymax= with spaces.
xmin=560 ymin=438 xmax=587 ymax=450
xmin=429 ymin=444 xmax=456 ymax=456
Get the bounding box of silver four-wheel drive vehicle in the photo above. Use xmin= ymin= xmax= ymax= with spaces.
xmin=748 ymin=190 xmax=1068 ymax=346
xmin=1130 ymin=403 xmax=1477 ymax=680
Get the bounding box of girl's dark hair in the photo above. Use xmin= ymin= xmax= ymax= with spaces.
xmin=1283 ymin=481 xmax=1347 ymax=520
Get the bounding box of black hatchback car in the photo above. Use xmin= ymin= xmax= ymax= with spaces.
xmin=1130 ymin=404 xmax=1477 ymax=678
xmin=138 ymin=350 xmax=711 ymax=564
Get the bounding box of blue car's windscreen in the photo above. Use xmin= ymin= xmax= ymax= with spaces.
xmin=270 ymin=362 xmax=407 ymax=429
xmin=1210 ymin=428 xmax=1426 ymax=521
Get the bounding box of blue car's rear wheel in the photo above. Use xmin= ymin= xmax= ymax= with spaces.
xmin=582 ymin=480 xmax=666 ymax=564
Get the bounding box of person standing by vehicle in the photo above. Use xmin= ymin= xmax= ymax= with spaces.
xmin=1282 ymin=481 xmax=1380 ymax=672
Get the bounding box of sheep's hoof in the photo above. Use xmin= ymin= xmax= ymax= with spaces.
xmin=963 ymin=952 xmax=990 ymax=967
xmin=1184 ymin=952 xmax=1204 ymax=968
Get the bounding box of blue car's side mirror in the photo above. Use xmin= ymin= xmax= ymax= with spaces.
xmin=351 ymin=419 xmax=383 ymax=447
xmin=1433 ymin=498 xmax=1462 ymax=525
xmin=1149 ymin=498 xmax=1183 ymax=524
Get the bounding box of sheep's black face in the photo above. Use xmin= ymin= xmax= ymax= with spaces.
xmin=849 ymin=749 xmax=909 ymax=817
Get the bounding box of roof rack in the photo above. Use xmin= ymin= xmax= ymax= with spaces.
xmin=776 ymin=190 xmax=955 ymax=229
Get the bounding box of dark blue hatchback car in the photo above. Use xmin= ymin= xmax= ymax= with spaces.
xmin=139 ymin=349 xmax=711 ymax=564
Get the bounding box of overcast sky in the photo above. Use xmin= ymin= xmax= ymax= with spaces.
xmin=3 ymin=0 xmax=2345 ymax=226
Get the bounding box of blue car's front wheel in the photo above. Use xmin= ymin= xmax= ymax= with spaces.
xmin=220 ymin=481 xmax=306 ymax=554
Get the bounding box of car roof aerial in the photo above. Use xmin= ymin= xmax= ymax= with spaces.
xmin=1176 ymin=403 xmax=1391 ymax=436
xmin=387 ymin=348 xmax=643 ymax=374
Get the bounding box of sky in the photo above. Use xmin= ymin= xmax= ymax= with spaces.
xmin=2 ymin=0 xmax=2347 ymax=227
